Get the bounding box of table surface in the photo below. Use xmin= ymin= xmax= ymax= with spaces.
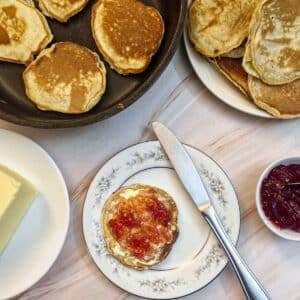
xmin=3 ymin=44 xmax=300 ymax=300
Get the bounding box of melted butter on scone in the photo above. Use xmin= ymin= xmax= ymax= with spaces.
xmin=120 ymin=188 xmax=140 ymax=199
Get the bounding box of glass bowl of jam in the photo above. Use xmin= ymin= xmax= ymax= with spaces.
xmin=256 ymin=157 xmax=300 ymax=241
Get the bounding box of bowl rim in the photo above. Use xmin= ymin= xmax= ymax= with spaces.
xmin=256 ymin=156 xmax=300 ymax=241
xmin=0 ymin=1 xmax=187 ymax=129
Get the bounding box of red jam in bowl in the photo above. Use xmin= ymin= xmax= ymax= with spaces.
xmin=261 ymin=164 xmax=300 ymax=232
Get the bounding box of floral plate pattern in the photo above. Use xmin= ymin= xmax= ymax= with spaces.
xmin=83 ymin=141 xmax=240 ymax=299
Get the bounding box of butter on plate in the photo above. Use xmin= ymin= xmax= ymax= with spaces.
xmin=0 ymin=165 xmax=38 ymax=254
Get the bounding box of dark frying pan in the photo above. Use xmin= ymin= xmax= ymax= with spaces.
xmin=0 ymin=0 xmax=186 ymax=128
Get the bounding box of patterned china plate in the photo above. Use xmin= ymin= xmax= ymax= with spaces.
xmin=83 ymin=141 xmax=240 ymax=299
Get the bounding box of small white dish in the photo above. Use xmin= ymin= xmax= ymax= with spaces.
xmin=183 ymin=0 xmax=273 ymax=119
xmin=83 ymin=141 xmax=240 ymax=299
xmin=0 ymin=129 xmax=70 ymax=299
xmin=256 ymin=157 xmax=300 ymax=241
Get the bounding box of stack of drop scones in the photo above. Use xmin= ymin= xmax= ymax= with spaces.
xmin=188 ymin=0 xmax=300 ymax=119
xmin=245 ymin=0 xmax=300 ymax=118
xmin=0 ymin=0 xmax=165 ymax=114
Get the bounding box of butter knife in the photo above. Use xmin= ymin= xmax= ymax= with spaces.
xmin=152 ymin=122 xmax=269 ymax=300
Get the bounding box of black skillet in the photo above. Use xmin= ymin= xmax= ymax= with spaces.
xmin=0 ymin=0 xmax=187 ymax=128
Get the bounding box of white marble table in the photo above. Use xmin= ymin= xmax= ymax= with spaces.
xmin=3 ymin=44 xmax=300 ymax=300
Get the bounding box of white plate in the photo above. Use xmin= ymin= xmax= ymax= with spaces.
xmin=183 ymin=10 xmax=272 ymax=119
xmin=256 ymin=156 xmax=300 ymax=241
xmin=0 ymin=129 xmax=70 ymax=300
xmin=83 ymin=141 xmax=240 ymax=299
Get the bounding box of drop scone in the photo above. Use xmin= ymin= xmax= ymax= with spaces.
xmin=212 ymin=57 xmax=250 ymax=97
xmin=102 ymin=184 xmax=178 ymax=270
xmin=188 ymin=0 xmax=257 ymax=57
xmin=222 ymin=42 xmax=246 ymax=59
xmin=242 ymin=2 xmax=261 ymax=78
xmin=248 ymin=76 xmax=300 ymax=119
xmin=250 ymin=0 xmax=300 ymax=85
xmin=243 ymin=40 xmax=260 ymax=78
xmin=23 ymin=42 xmax=106 ymax=114
xmin=38 ymin=0 xmax=89 ymax=23
xmin=91 ymin=0 xmax=164 ymax=75
xmin=0 ymin=0 xmax=53 ymax=64
xmin=21 ymin=0 xmax=35 ymax=6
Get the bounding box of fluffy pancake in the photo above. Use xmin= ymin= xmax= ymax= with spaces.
xmin=222 ymin=42 xmax=246 ymax=59
xmin=23 ymin=42 xmax=106 ymax=114
xmin=188 ymin=0 xmax=257 ymax=57
xmin=251 ymin=0 xmax=300 ymax=85
xmin=102 ymin=184 xmax=178 ymax=270
xmin=0 ymin=0 xmax=53 ymax=64
xmin=212 ymin=57 xmax=250 ymax=96
xmin=91 ymin=0 xmax=164 ymax=75
xmin=38 ymin=0 xmax=89 ymax=23
xmin=242 ymin=41 xmax=260 ymax=78
xmin=248 ymin=76 xmax=300 ymax=118
xmin=241 ymin=2 xmax=262 ymax=78
xmin=22 ymin=0 xmax=35 ymax=6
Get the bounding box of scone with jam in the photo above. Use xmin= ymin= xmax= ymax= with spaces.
xmin=102 ymin=184 xmax=178 ymax=270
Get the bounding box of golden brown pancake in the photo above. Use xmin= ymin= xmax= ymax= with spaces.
xmin=242 ymin=39 xmax=260 ymax=78
xmin=251 ymin=0 xmax=300 ymax=85
xmin=21 ymin=0 xmax=35 ymax=6
xmin=248 ymin=76 xmax=300 ymax=118
xmin=23 ymin=42 xmax=106 ymax=114
xmin=241 ymin=3 xmax=261 ymax=78
xmin=212 ymin=57 xmax=250 ymax=97
xmin=188 ymin=0 xmax=257 ymax=57
xmin=91 ymin=0 xmax=164 ymax=75
xmin=0 ymin=0 xmax=53 ymax=64
xmin=222 ymin=42 xmax=246 ymax=59
xmin=38 ymin=0 xmax=89 ymax=23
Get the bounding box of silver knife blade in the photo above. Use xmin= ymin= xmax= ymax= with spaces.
xmin=152 ymin=122 xmax=270 ymax=300
xmin=152 ymin=122 xmax=211 ymax=211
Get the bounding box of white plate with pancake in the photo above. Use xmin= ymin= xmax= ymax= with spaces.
xmin=83 ymin=141 xmax=240 ymax=299
xmin=0 ymin=129 xmax=69 ymax=299
xmin=184 ymin=23 xmax=272 ymax=119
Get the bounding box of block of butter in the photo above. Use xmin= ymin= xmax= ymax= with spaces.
xmin=0 ymin=165 xmax=38 ymax=254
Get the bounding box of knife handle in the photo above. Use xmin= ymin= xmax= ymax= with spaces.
xmin=202 ymin=206 xmax=270 ymax=300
